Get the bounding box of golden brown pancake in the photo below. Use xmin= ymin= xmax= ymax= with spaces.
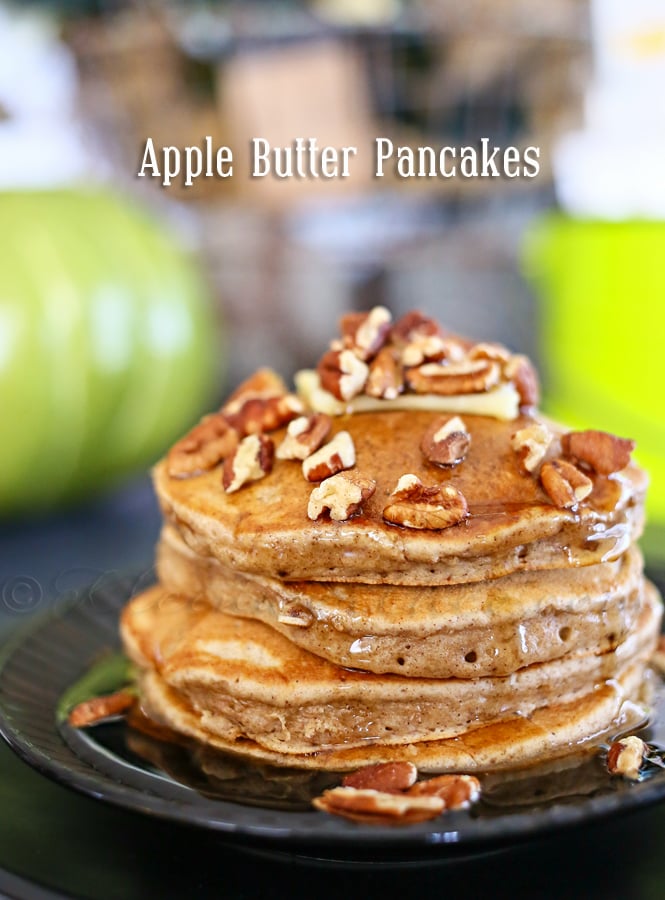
xmin=121 ymin=584 xmax=661 ymax=756
xmin=136 ymin=656 xmax=651 ymax=773
xmin=157 ymin=525 xmax=646 ymax=678
xmin=154 ymin=411 xmax=646 ymax=586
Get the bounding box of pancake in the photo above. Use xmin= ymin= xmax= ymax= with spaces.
xmin=157 ymin=525 xmax=646 ymax=678
xmin=121 ymin=584 xmax=661 ymax=756
xmin=154 ymin=410 xmax=646 ymax=586
xmin=137 ymin=656 xmax=651 ymax=773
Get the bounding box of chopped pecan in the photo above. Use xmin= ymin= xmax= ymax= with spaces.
xmin=420 ymin=416 xmax=470 ymax=467
xmin=504 ymin=354 xmax=539 ymax=408
xmin=342 ymin=762 xmax=417 ymax=793
xmin=540 ymin=458 xmax=593 ymax=508
xmin=167 ymin=414 xmax=238 ymax=478
xmin=383 ymin=474 xmax=468 ymax=530
xmin=276 ymin=604 xmax=314 ymax=628
xmin=307 ymin=471 xmax=375 ymax=520
xmin=561 ymin=430 xmax=635 ymax=475
xmin=607 ymin=736 xmax=646 ymax=780
xmin=405 ymin=359 xmax=500 ymax=396
xmin=408 ymin=774 xmax=481 ymax=809
xmin=276 ymin=413 xmax=332 ymax=461
xmin=222 ymin=434 xmax=274 ymax=493
xmin=302 ymin=431 xmax=356 ymax=482
xmin=365 ymin=347 xmax=404 ymax=400
xmin=391 ymin=310 xmax=443 ymax=345
xmin=225 ymin=394 xmax=304 ymax=437
xmin=340 ymin=306 xmax=392 ymax=361
xmin=69 ymin=690 xmax=134 ymax=727
xmin=317 ymin=349 xmax=369 ymax=402
xmin=223 ymin=368 xmax=287 ymax=415
xmin=468 ymin=342 xmax=511 ymax=364
xmin=312 ymin=787 xmax=444 ymax=825
xmin=511 ymin=423 xmax=552 ymax=474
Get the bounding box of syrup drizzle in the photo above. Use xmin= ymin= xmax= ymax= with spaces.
xmin=59 ymin=654 xmax=665 ymax=814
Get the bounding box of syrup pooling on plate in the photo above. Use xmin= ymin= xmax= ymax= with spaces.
xmin=58 ymin=655 xmax=665 ymax=817
xmin=60 ymin=650 xmax=665 ymax=815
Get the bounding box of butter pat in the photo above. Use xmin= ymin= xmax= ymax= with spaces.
xmin=295 ymin=370 xmax=520 ymax=421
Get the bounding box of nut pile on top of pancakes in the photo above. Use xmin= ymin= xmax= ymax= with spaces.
xmin=121 ymin=308 xmax=662 ymax=772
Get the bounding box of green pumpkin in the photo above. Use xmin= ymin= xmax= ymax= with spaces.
xmin=0 ymin=189 xmax=218 ymax=513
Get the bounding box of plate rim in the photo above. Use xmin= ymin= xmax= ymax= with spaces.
xmin=1 ymin=580 xmax=665 ymax=852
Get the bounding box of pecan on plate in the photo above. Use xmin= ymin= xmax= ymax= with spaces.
xmin=342 ymin=762 xmax=418 ymax=793
xmin=607 ymin=736 xmax=647 ymax=781
xmin=69 ymin=690 xmax=134 ymax=727
xmin=408 ymin=774 xmax=481 ymax=810
xmin=313 ymin=787 xmax=444 ymax=825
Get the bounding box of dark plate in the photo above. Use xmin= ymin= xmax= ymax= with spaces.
xmin=1 ymin=576 xmax=665 ymax=862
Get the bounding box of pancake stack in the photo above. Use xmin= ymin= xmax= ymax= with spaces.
xmin=121 ymin=308 xmax=661 ymax=772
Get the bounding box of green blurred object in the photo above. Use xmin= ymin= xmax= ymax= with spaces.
xmin=0 ymin=189 xmax=219 ymax=514
xmin=523 ymin=214 xmax=665 ymax=539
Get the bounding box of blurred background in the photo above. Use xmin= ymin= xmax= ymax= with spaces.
xmin=0 ymin=0 xmax=664 ymax=550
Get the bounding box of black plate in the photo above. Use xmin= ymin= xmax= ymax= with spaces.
xmin=1 ymin=576 xmax=665 ymax=861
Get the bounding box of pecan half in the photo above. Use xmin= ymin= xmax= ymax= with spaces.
xmin=340 ymin=306 xmax=392 ymax=361
xmin=402 ymin=336 xmax=468 ymax=368
xmin=383 ymin=474 xmax=468 ymax=530
xmin=342 ymin=762 xmax=417 ymax=793
xmin=225 ymin=394 xmax=304 ymax=437
xmin=223 ymin=368 xmax=287 ymax=415
xmin=307 ymin=471 xmax=376 ymax=520
xmin=504 ymin=354 xmax=539 ymax=408
xmin=401 ymin=335 xmax=447 ymax=368
xmin=420 ymin=416 xmax=470 ymax=467
xmin=405 ymin=359 xmax=500 ymax=396
xmin=365 ymin=347 xmax=404 ymax=399
xmin=607 ymin=736 xmax=646 ymax=780
xmin=561 ymin=430 xmax=635 ymax=475
xmin=276 ymin=413 xmax=332 ymax=461
xmin=317 ymin=349 xmax=369 ymax=402
xmin=540 ymin=458 xmax=593 ymax=508
xmin=222 ymin=434 xmax=274 ymax=493
xmin=511 ymin=423 xmax=552 ymax=474
xmin=302 ymin=431 xmax=356 ymax=482
xmin=408 ymin=774 xmax=481 ymax=809
xmin=167 ymin=414 xmax=238 ymax=478
xmin=69 ymin=690 xmax=134 ymax=727
xmin=312 ymin=787 xmax=444 ymax=825
xmin=391 ymin=310 xmax=443 ymax=345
